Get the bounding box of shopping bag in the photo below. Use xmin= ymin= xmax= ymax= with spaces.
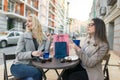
xmin=54 ymin=42 xmax=67 ymax=58
xmin=53 ymin=34 xmax=69 ymax=55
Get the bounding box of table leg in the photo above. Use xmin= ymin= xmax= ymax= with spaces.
xmin=55 ymin=69 xmax=60 ymax=77
xmin=44 ymin=69 xmax=49 ymax=73
xmin=57 ymin=69 xmax=65 ymax=80
xmin=41 ymin=69 xmax=47 ymax=80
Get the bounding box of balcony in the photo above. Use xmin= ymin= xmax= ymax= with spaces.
xmin=107 ymin=0 xmax=117 ymax=6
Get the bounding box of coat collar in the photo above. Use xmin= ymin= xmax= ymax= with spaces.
xmin=24 ymin=31 xmax=33 ymax=39
xmin=82 ymin=36 xmax=100 ymax=56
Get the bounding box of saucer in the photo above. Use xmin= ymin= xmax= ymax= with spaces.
xmin=64 ymin=56 xmax=79 ymax=61
xmin=39 ymin=55 xmax=53 ymax=60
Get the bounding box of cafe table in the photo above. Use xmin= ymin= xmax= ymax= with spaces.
xmin=32 ymin=57 xmax=80 ymax=80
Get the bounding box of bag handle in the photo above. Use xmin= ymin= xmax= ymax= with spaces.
xmin=57 ymin=35 xmax=64 ymax=41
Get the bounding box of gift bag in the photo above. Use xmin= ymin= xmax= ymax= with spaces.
xmin=54 ymin=42 xmax=67 ymax=58
xmin=53 ymin=34 xmax=69 ymax=55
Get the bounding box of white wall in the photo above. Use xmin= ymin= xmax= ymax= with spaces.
xmin=0 ymin=13 xmax=7 ymax=31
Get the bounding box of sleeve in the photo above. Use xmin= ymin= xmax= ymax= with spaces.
xmin=15 ymin=34 xmax=32 ymax=60
xmin=44 ymin=39 xmax=51 ymax=51
xmin=77 ymin=43 xmax=109 ymax=68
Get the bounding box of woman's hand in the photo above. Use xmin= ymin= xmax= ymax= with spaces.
xmin=46 ymin=33 xmax=52 ymax=40
xmin=32 ymin=51 xmax=43 ymax=57
xmin=69 ymin=40 xmax=80 ymax=52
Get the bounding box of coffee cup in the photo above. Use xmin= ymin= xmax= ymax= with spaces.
xmin=43 ymin=52 xmax=49 ymax=59
xmin=73 ymin=40 xmax=80 ymax=46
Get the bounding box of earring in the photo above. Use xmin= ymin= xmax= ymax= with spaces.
xmin=87 ymin=41 xmax=90 ymax=44
xmin=87 ymin=41 xmax=97 ymax=47
xmin=93 ymin=43 xmax=97 ymax=47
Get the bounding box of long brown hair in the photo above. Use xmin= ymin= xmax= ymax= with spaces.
xmin=92 ymin=18 xmax=108 ymax=44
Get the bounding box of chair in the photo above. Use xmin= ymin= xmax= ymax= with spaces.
xmin=3 ymin=53 xmax=17 ymax=80
xmin=103 ymin=53 xmax=111 ymax=80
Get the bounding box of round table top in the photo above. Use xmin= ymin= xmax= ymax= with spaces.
xmin=32 ymin=58 xmax=80 ymax=69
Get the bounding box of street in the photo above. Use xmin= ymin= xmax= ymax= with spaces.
xmin=0 ymin=45 xmax=16 ymax=65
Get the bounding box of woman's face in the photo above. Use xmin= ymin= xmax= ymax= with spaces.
xmin=26 ymin=16 xmax=32 ymax=30
xmin=87 ymin=20 xmax=95 ymax=35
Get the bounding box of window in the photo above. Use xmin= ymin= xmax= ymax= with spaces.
xmin=100 ymin=7 xmax=106 ymax=16
xmin=8 ymin=1 xmax=14 ymax=12
xmin=8 ymin=32 xmax=14 ymax=37
xmin=0 ymin=0 xmax=2 ymax=10
xmin=15 ymin=32 xmax=20 ymax=36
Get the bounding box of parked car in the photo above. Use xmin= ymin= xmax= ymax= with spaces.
xmin=0 ymin=31 xmax=23 ymax=48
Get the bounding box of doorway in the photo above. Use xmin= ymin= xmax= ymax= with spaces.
xmin=108 ymin=22 xmax=114 ymax=50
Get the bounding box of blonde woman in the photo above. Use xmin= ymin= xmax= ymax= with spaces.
xmin=10 ymin=14 xmax=51 ymax=80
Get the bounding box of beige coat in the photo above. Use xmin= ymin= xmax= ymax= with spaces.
xmin=77 ymin=37 xmax=109 ymax=80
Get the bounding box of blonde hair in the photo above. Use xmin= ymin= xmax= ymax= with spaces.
xmin=27 ymin=14 xmax=44 ymax=43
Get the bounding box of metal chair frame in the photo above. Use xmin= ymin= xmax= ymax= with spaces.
xmin=103 ymin=53 xmax=111 ymax=80
xmin=3 ymin=53 xmax=16 ymax=80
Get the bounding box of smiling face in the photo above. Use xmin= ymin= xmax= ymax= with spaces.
xmin=26 ymin=16 xmax=33 ymax=31
xmin=87 ymin=20 xmax=95 ymax=35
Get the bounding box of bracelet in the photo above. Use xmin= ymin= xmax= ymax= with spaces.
xmin=31 ymin=52 xmax=34 ymax=58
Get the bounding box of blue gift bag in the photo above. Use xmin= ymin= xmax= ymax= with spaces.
xmin=54 ymin=42 xmax=67 ymax=59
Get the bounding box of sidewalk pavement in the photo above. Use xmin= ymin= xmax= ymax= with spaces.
xmin=0 ymin=37 xmax=120 ymax=80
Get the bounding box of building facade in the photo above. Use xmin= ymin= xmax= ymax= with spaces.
xmin=0 ymin=0 xmax=68 ymax=34
xmin=0 ymin=0 xmax=39 ymax=31
xmin=45 ymin=0 xmax=68 ymax=34
xmin=69 ymin=18 xmax=81 ymax=34
xmin=90 ymin=0 xmax=120 ymax=55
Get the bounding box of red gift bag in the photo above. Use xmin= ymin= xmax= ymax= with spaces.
xmin=53 ymin=34 xmax=69 ymax=55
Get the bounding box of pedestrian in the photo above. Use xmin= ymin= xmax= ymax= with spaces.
xmin=49 ymin=33 xmax=55 ymax=55
xmin=72 ymin=34 xmax=76 ymax=40
xmin=10 ymin=14 xmax=51 ymax=80
xmin=62 ymin=18 xmax=109 ymax=80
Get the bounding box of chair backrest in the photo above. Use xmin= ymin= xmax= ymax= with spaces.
xmin=103 ymin=53 xmax=111 ymax=80
xmin=3 ymin=53 xmax=16 ymax=80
